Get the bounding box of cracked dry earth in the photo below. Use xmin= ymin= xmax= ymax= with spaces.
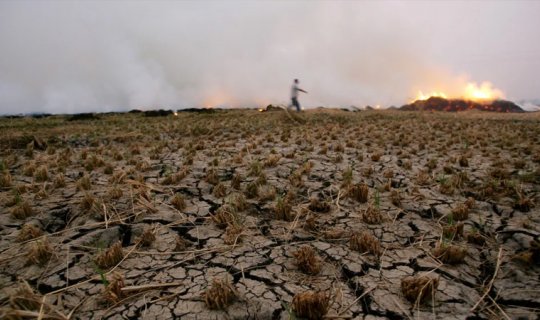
xmin=0 ymin=109 xmax=539 ymax=320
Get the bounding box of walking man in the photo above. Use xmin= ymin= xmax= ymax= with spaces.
xmin=290 ymin=79 xmax=308 ymax=112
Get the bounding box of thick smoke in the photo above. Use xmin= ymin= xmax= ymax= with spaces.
xmin=0 ymin=1 xmax=538 ymax=114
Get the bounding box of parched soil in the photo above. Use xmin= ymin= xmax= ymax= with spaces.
xmin=0 ymin=109 xmax=539 ymax=319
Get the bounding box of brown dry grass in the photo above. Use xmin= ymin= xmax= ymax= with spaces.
xmin=274 ymin=196 xmax=294 ymax=221
xmin=11 ymin=201 xmax=34 ymax=219
xmin=451 ymin=204 xmax=469 ymax=221
xmin=202 ymin=278 xmax=237 ymax=310
xmin=291 ymin=291 xmax=330 ymax=320
xmin=27 ymin=238 xmax=53 ymax=266
xmin=443 ymin=222 xmax=464 ymax=240
xmin=171 ymin=193 xmax=186 ymax=211
xmin=212 ymin=204 xmax=241 ymax=229
xmin=138 ymin=227 xmax=156 ymax=247
xmin=17 ymin=224 xmax=42 ymax=242
xmin=401 ymin=275 xmax=439 ymax=305
xmin=308 ymin=197 xmax=331 ymax=213
xmin=349 ymin=183 xmax=369 ymax=203
xmin=9 ymin=281 xmax=42 ymax=312
xmin=102 ymin=272 xmax=126 ymax=304
xmin=362 ymin=205 xmax=384 ymax=224
xmin=95 ymin=241 xmax=124 ymax=269
xmin=293 ymin=246 xmax=321 ymax=275
xmin=350 ymin=231 xmax=381 ymax=257
xmin=432 ymin=244 xmax=467 ymax=264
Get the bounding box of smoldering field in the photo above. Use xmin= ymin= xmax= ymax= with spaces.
xmin=0 ymin=109 xmax=539 ymax=319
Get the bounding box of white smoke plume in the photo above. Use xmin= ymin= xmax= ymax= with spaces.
xmin=0 ymin=1 xmax=538 ymax=114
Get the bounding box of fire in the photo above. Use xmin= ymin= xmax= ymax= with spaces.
xmin=413 ymin=81 xmax=504 ymax=102
xmin=463 ymin=82 xmax=504 ymax=101
xmin=415 ymin=91 xmax=448 ymax=101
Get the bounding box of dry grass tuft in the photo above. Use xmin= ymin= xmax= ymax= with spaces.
xmin=371 ymin=152 xmax=382 ymax=162
xmin=249 ymin=160 xmax=263 ymax=176
xmin=95 ymin=241 xmax=124 ymax=269
xmin=244 ymin=181 xmax=259 ymax=198
xmin=466 ymin=230 xmax=485 ymax=246
xmin=451 ymin=204 xmax=469 ymax=221
xmin=401 ymin=276 xmax=439 ymax=305
xmin=213 ymin=182 xmax=227 ymax=198
xmin=22 ymin=163 xmax=36 ymax=177
xmin=33 ymin=166 xmax=49 ymax=182
xmin=322 ymin=227 xmax=345 ymax=240
xmin=77 ymin=174 xmax=92 ymax=191
xmin=17 ymin=224 xmax=43 ymax=242
xmin=432 ymin=244 xmax=467 ymax=264
xmin=171 ymin=193 xmax=186 ymax=211
xmin=416 ymin=171 xmax=431 ymax=186
xmin=108 ymin=186 xmax=123 ymax=200
xmin=138 ymin=227 xmax=156 ymax=247
xmin=274 ymin=196 xmax=294 ymax=221
xmin=362 ymin=205 xmax=384 ymax=224
xmin=442 ymin=222 xmax=464 ymax=240
xmin=9 ymin=281 xmax=42 ymax=311
xmin=293 ymin=246 xmax=321 ymax=275
xmin=349 ymin=183 xmax=369 ymax=203
xmin=203 ymin=278 xmax=237 ymax=310
xmin=264 ymin=154 xmax=281 ymax=167
xmin=110 ymin=170 xmax=126 ymax=184
xmin=308 ymin=197 xmax=331 ymax=213
xmin=231 ymin=173 xmax=242 ymax=189
xmin=223 ymin=224 xmax=244 ymax=245
xmin=226 ymin=192 xmax=247 ymax=212
xmin=458 ymin=155 xmax=468 ymax=167
xmin=212 ymin=204 xmax=241 ymax=229
xmin=291 ymin=291 xmax=330 ymax=320
xmin=390 ymin=190 xmax=402 ymax=207
xmin=53 ymin=173 xmax=66 ymax=188
xmin=350 ymin=231 xmax=381 ymax=257
xmin=303 ymin=214 xmax=317 ymax=231
xmin=0 ymin=171 xmax=12 ymax=188
xmin=27 ymin=238 xmax=54 ymax=266
xmin=258 ymin=185 xmax=276 ymax=201
xmin=205 ymin=168 xmax=219 ymax=185
xmin=341 ymin=166 xmax=353 ymax=187
xmin=102 ymin=272 xmax=125 ymax=304
xmin=80 ymin=192 xmax=96 ymax=211
xmin=161 ymin=169 xmax=188 ymax=185
xmin=464 ymin=197 xmax=475 ymax=209
xmin=11 ymin=201 xmax=34 ymax=219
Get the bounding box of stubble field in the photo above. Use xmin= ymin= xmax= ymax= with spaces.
xmin=0 ymin=109 xmax=539 ymax=319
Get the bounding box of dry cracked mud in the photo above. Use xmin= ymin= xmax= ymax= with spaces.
xmin=1 ymin=109 xmax=539 ymax=319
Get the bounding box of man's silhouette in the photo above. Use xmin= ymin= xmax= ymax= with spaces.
xmin=290 ymin=79 xmax=308 ymax=112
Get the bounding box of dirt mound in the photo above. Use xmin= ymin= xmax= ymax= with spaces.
xmin=67 ymin=113 xmax=100 ymax=121
xmin=143 ymin=109 xmax=174 ymax=117
xmin=400 ymin=96 xmax=525 ymax=113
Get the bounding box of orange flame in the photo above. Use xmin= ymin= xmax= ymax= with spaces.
xmin=414 ymin=91 xmax=448 ymax=101
xmin=413 ymin=81 xmax=504 ymax=102
xmin=463 ymin=82 xmax=504 ymax=101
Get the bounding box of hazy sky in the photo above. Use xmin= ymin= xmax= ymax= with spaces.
xmin=0 ymin=0 xmax=539 ymax=114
